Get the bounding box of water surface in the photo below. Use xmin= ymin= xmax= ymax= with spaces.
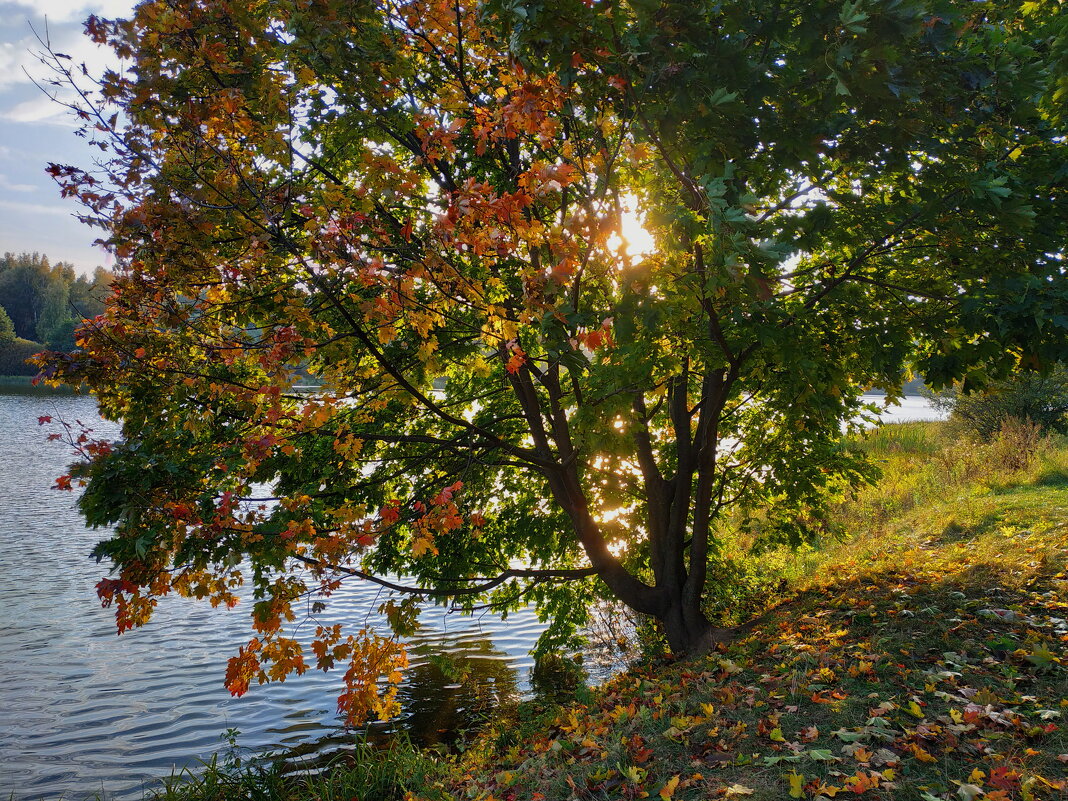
xmin=0 ymin=389 xmax=550 ymax=800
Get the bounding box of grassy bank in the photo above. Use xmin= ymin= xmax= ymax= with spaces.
xmin=144 ymin=421 xmax=1068 ymax=801
xmin=0 ymin=374 xmax=36 ymax=386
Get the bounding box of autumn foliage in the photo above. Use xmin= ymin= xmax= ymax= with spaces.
xmin=37 ymin=0 xmax=1068 ymax=722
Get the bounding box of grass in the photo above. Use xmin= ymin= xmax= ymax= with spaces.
xmin=140 ymin=420 xmax=1068 ymax=801
xmin=0 ymin=374 xmax=76 ymax=392
xmin=133 ymin=734 xmax=445 ymax=801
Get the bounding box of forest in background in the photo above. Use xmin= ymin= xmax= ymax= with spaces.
xmin=0 ymin=251 xmax=113 ymax=376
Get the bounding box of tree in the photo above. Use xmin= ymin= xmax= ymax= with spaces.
xmin=0 ymin=305 xmax=14 ymax=345
xmin=0 ymin=252 xmax=69 ymax=342
xmin=68 ymin=267 xmax=113 ymax=322
xmin=39 ymin=0 xmax=1067 ymax=723
xmin=0 ymin=253 xmax=113 ymax=349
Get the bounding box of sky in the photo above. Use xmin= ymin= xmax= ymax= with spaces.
xmin=0 ymin=0 xmax=132 ymax=274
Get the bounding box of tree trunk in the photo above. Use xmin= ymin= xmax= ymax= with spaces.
xmin=660 ymin=596 xmax=727 ymax=657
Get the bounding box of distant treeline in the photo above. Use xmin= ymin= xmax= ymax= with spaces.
xmin=0 ymin=252 xmax=113 ymax=375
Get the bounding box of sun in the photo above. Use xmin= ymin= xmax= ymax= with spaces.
xmin=608 ymin=195 xmax=656 ymax=262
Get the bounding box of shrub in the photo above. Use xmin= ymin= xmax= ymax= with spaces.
xmin=923 ymin=365 xmax=1068 ymax=440
xmin=0 ymin=337 xmax=43 ymax=376
xmin=990 ymin=416 xmax=1048 ymax=472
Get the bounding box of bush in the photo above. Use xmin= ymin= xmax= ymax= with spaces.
xmin=0 ymin=337 xmax=44 ymax=376
xmin=923 ymin=365 xmax=1068 ymax=440
xmin=990 ymin=416 xmax=1048 ymax=472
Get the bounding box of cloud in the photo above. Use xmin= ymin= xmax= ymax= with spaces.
xmin=0 ymin=198 xmax=77 ymax=217
xmin=2 ymin=0 xmax=132 ymax=25
xmin=0 ymin=173 xmax=36 ymax=192
xmin=0 ymin=2 xmax=133 ymax=95
xmin=1 ymin=95 xmax=76 ymax=125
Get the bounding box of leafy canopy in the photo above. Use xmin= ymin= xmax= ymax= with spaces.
xmin=40 ymin=0 xmax=1067 ymax=722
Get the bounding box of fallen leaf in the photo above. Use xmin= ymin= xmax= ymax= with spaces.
xmin=988 ymin=766 xmax=1021 ymax=790
xmin=848 ymin=771 xmax=880 ymax=794
xmin=725 ymin=784 xmax=755 ymax=796
xmin=659 ymin=775 xmax=680 ymax=800
xmin=908 ymin=743 xmax=937 ymax=763
xmin=788 ymin=772 xmax=805 ymax=799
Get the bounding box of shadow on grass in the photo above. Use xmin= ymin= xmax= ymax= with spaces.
xmin=934 ymin=514 xmax=1001 ymax=544
xmin=1032 ymin=467 xmax=1068 ymax=488
xmin=787 ymin=544 xmax=1067 ymax=626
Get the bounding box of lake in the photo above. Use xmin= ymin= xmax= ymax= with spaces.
xmin=0 ymin=387 xmax=940 ymax=800
xmin=0 ymin=387 xmax=558 ymax=800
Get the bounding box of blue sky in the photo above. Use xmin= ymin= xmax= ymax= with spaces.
xmin=1 ymin=0 xmax=131 ymax=274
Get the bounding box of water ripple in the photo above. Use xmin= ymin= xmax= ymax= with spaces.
xmin=0 ymin=390 xmax=565 ymax=801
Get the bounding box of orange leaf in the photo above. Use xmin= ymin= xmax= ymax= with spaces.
xmin=506 ymin=346 xmax=526 ymax=374
xmin=907 ymin=743 xmax=937 ymax=763
xmin=847 ymin=772 xmax=880 ymax=794
xmin=659 ymin=775 xmax=680 ymax=800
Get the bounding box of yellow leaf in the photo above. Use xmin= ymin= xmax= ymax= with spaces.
xmin=968 ymin=768 xmax=985 ymax=784
xmin=788 ymin=772 xmax=805 ymax=798
xmin=411 ymin=533 xmax=438 ymax=557
xmin=908 ymin=743 xmax=937 ymax=763
xmin=906 ymin=700 xmax=924 ymax=718
xmin=770 ymin=727 xmax=786 ymax=742
xmin=658 ymin=775 xmax=680 ymax=800
xmin=725 ymin=785 xmax=755 ymax=796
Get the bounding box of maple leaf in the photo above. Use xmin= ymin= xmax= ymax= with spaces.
xmin=225 ymin=638 xmax=262 ymax=697
xmin=505 ymin=344 xmax=527 ymax=374
xmin=846 ymin=771 xmax=880 ymax=794
xmin=411 ymin=532 xmax=438 ymax=557
xmin=787 ymin=772 xmax=805 ymax=798
xmin=988 ymin=766 xmax=1021 ymax=791
xmin=907 ymin=743 xmax=938 ymax=763
xmin=658 ymin=775 xmax=680 ymax=800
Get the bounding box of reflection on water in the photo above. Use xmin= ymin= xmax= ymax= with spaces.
xmin=860 ymin=393 xmax=945 ymax=424
xmin=392 ymin=639 xmax=520 ymax=747
xmin=0 ymin=389 xmax=556 ymax=801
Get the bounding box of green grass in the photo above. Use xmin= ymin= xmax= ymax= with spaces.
xmin=131 ymin=734 xmax=446 ymax=801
